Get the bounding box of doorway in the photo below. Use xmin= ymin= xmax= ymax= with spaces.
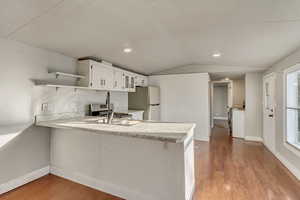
xmin=263 ymin=73 xmax=276 ymax=154
xmin=211 ymin=81 xmax=233 ymax=130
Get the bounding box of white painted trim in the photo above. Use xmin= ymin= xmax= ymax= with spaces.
xmin=210 ymin=80 xmax=232 ymax=129
xmin=51 ymin=165 xmax=194 ymax=200
xmin=50 ymin=166 xmax=155 ymax=200
xmin=213 ymin=116 xmax=228 ymax=120
xmin=0 ymin=166 xmax=50 ymax=195
xmin=284 ymin=142 xmax=300 ymax=158
xmin=187 ymin=182 xmax=195 ymax=200
xmin=194 ymin=137 xmax=210 ymax=142
xmin=244 ymin=136 xmax=263 ymax=142
xmin=275 ymin=152 xmax=300 ymax=181
xmin=263 ymin=72 xmax=276 ymax=80
xmin=283 ymin=64 xmax=300 ymax=155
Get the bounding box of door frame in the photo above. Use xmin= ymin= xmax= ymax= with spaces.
xmin=210 ymin=80 xmax=233 ymax=130
xmin=262 ymin=72 xmax=276 ymax=154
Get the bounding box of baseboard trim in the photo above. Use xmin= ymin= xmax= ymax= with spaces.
xmin=194 ymin=137 xmax=209 ymax=142
xmin=213 ymin=117 xmax=228 ymax=120
xmin=244 ymin=136 xmax=263 ymax=142
xmin=50 ymin=166 xmax=154 ymax=200
xmin=187 ymin=181 xmax=196 ymax=200
xmin=275 ymin=153 xmax=300 ymax=181
xmin=0 ymin=166 xmax=50 ymax=195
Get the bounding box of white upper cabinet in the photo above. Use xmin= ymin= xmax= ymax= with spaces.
xmin=135 ymin=74 xmax=148 ymax=87
xmin=77 ymin=59 xmax=95 ymax=88
xmin=77 ymin=59 xmax=145 ymax=92
xmin=112 ymin=68 xmax=124 ymax=91
xmin=78 ymin=60 xmax=113 ymax=90
xmin=122 ymin=71 xmax=135 ymax=92
xmin=128 ymin=72 xmax=136 ymax=92
xmin=95 ymin=62 xmax=114 ymax=90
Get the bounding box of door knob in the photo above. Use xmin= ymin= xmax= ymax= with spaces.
xmin=268 ymin=114 xmax=273 ymax=117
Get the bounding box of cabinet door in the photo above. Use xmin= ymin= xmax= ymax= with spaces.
xmin=124 ymin=73 xmax=130 ymax=91
xmin=102 ymin=64 xmax=113 ymax=90
xmin=130 ymin=76 xmax=135 ymax=91
xmin=113 ymin=69 xmax=124 ymax=91
xmin=91 ymin=63 xmax=113 ymax=90
xmin=141 ymin=76 xmax=148 ymax=86
xmin=90 ymin=64 xmax=100 ymax=89
xmin=125 ymin=73 xmax=135 ymax=92
xmin=135 ymin=75 xmax=148 ymax=87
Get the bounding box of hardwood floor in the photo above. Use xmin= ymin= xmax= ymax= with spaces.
xmin=0 ymin=174 xmax=124 ymax=200
xmin=1 ymin=126 xmax=300 ymax=200
xmin=193 ymin=126 xmax=300 ymax=200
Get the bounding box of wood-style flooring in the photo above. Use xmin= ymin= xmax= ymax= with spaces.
xmin=1 ymin=125 xmax=300 ymax=200
xmin=0 ymin=174 xmax=124 ymax=200
xmin=193 ymin=126 xmax=300 ymax=200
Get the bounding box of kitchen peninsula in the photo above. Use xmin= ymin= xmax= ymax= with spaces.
xmin=36 ymin=116 xmax=195 ymax=200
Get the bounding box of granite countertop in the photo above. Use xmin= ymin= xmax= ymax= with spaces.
xmin=0 ymin=122 xmax=33 ymax=134
xmin=36 ymin=117 xmax=195 ymax=143
xmin=116 ymin=109 xmax=145 ymax=114
xmin=0 ymin=122 xmax=34 ymax=148
xmin=128 ymin=110 xmax=144 ymax=113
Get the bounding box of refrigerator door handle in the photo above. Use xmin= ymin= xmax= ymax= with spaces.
xmin=149 ymin=104 xmax=160 ymax=106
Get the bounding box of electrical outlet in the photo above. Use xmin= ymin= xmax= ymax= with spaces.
xmin=41 ymin=103 xmax=48 ymax=112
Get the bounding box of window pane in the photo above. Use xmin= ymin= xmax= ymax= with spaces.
xmin=287 ymin=108 xmax=300 ymax=146
xmin=287 ymin=71 xmax=300 ymax=108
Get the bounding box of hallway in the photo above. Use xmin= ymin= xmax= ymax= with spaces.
xmin=193 ymin=126 xmax=300 ymax=200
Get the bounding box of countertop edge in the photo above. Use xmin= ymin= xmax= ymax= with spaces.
xmin=36 ymin=121 xmax=195 ymax=143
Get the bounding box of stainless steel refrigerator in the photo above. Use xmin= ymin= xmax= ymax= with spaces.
xmin=128 ymin=86 xmax=160 ymax=121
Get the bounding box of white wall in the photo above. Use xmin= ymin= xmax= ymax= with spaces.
xmin=213 ymin=86 xmax=228 ymax=119
xmin=149 ymin=73 xmax=210 ymax=141
xmin=245 ymin=72 xmax=263 ymax=140
xmin=0 ymin=38 xmax=128 ymax=185
xmin=265 ymin=47 xmax=300 ymax=179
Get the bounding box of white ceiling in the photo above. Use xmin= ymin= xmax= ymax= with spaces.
xmin=1 ymin=0 xmax=300 ymax=75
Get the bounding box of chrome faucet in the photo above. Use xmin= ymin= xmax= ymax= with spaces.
xmin=106 ymin=91 xmax=114 ymax=124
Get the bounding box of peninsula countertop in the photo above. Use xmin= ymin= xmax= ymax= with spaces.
xmin=36 ymin=117 xmax=196 ymax=143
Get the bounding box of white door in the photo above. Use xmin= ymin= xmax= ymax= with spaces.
xmin=263 ymin=73 xmax=276 ymax=153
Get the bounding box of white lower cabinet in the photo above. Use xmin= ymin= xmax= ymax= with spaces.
xmin=232 ymin=109 xmax=245 ymax=138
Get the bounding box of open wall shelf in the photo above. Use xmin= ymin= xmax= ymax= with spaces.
xmin=49 ymin=72 xmax=85 ymax=80
xmin=35 ymin=84 xmax=106 ymax=92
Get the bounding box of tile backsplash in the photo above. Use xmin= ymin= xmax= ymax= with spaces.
xmin=33 ymin=86 xmax=128 ymax=118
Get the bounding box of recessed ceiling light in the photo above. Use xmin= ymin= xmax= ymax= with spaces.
xmin=212 ymin=52 xmax=221 ymax=58
xmin=123 ymin=48 xmax=132 ymax=53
